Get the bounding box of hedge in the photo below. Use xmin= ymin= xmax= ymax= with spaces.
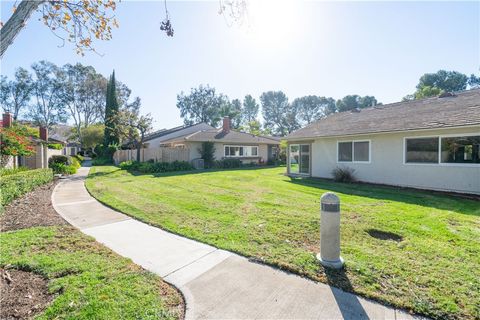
xmin=0 ymin=168 xmax=53 ymax=206
xmin=119 ymin=160 xmax=194 ymax=173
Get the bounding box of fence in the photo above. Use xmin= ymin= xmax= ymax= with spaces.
xmin=113 ymin=147 xmax=190 ymax=165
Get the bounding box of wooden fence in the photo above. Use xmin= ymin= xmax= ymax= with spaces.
xmin=113 ymin=147 xmax=190 ymax=165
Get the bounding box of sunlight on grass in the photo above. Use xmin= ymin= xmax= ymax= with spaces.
xmin=87 ymin=166 xmax=480 ymax=320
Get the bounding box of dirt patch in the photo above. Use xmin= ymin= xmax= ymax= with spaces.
xmin=366 ymin=228 xmax=403 ymax=242
xmin=0 ymin=181 xmax=67 ymax=232
xmin=0 ymin=268 xmax=54 ymax=319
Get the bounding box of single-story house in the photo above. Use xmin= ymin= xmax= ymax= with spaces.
xmin=142 ymin=122 xmax=215 ymax=148
xmin=285 ymin=89 xmax=480 ymax=194
xmin=153 ymin=117 xmax=281 ymax=164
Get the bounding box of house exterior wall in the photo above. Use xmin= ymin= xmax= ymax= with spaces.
xmin=145 ymin=123 xmax=213 ymax=148
xmin=305 ymin=126 xmax=480 ymax=194
xmin=178 ymin=142 xmax=273 ymax=164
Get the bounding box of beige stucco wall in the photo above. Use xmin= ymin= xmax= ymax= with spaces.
xmin=307 ymin=126 xmax=480 ymax=194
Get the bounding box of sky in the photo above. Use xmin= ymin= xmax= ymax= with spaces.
xmin=1 ymin=0 xmax=479 ymax=130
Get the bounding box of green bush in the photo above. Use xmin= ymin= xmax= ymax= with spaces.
xmin=198 ymin=142 xmax=215 ymax=168
xmin=73 ymin=154 xmax=85 ymax=163
xmin=118 ymin=160 xmax=194 ymax=173
xmin=212 ymin=159 xmax=242 ymax=169
xmin=92 ymin=157 xmax=112 ymax=166
xmin=70 ymin=157 xmax=81 ymax=169
xmin=47 ymin=143 xmax=64 ymax=150
xmin=50 ymin=163 xmax=77 ymax=175
xmin=48 ymin=155 xmax=69 ymax=167
xmin=0 ymin=167 xmax=29 ymax=177
xmin=331 ymin=166 xmax=356 ymax=183
xmin=0 ymin=168 xmax=53 ymax=206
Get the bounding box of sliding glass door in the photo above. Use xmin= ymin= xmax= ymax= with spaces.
xmin=289 ymin=144 xmax=310 ymax=175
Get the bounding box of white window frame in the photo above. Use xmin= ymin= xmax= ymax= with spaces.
xmin=224 ymin=145 xmax=259 ymax=158
xmin=336 ymin=140 xmax=371 ymax=164
xmin=402 ymin=132 xmax=480 ymax=167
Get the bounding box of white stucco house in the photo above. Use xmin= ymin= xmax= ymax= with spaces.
xmin=285 ymin=89 xmax=480 ymax=194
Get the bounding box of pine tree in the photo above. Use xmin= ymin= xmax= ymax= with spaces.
xmin=104 ymin=71 xmax=119 ymax=146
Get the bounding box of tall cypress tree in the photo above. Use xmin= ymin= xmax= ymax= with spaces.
xmin=104 ymin=71 xmax=119 ymax=146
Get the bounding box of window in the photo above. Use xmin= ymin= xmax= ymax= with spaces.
xmin=405 ymin=137 xmax=439 ymax=163
xmin=441 ymin=136 xmax=480 ymax=164
xmin=338 ymin=141 xmax=370 ymax=163
xmin=224 ymin=145 xmax=259 ymax=158
xmin=338 ymin=142 xmax=352 ymax=162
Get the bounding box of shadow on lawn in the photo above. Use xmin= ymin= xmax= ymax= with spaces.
xmin=324 ymin=267 xmax=370 ymax=320
xmin=287 ymin=177 xmax=480 ymax=216
xmin=125 ymin=165 xmax=283 ymax=178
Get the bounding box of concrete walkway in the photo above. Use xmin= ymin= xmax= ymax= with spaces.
xmin=52 ymin=163 xmax=418 ymax=320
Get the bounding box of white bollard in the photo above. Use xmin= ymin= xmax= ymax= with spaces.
xmin=317 ymin=192 xmax=344 ymax=269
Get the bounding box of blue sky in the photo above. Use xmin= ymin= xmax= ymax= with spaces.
xmin=1 ymin=1 xmax=479 ymax=130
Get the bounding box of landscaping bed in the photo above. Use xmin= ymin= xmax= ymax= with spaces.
xmin=0 ymin=181 xmax=184 ymax=319
xmin=86 ymin=165 xmax=480 ymax=320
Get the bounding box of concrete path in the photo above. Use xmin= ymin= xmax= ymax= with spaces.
xmin=52 ymin=163 xmax=418 ymax=320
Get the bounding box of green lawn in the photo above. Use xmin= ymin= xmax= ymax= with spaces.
xmin=0 ymin=226 xmax=183 ymax=319
xmin=86 ymin=166 xmax=480 ymax=320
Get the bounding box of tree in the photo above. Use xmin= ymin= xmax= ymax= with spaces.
xmin=28 ymin=61 xmax=68 ymax=128
xmin=198 ymin=142 xmax=215 ymax=168
xmin=241 ymin=95 xmax=259 ymax=125
xmin=104 ymin=71 xmax=120 ymax=146
xmin=0 ymin=68 xmax=34 ymax=120
xmin=336 ymin=95 xmax=379 ymax=112
xmin=176 ymin=85 xmax=227 ymax=127
xmin=0 ymin=124 xmax=35 ymax=168
xmin=417 ymin=70 xmax=468 ymax=93
xmin=63 ymin=63 xmax=107 ymax=144
xmin=260 ymin=91 xmax=298 ymax=136
xmin=220 ymin=98 xmax=242 ymax=128
xmin=292 ymin=95 xmax=336 ymax=125
xmin=115 ymin=99 xmax=153 ymax=161
xmin=80 ymin=124 xmax=104 ymax=151
xmin=0 ymin=0 xmax=118 ymax=58
xmin=414 ymin=86 xmax=443 ymax=99
xmin=468 ymin=74 xmax=480 ymax=89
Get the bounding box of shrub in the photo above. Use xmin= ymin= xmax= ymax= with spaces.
xmin=198 ymin=142 xmax=215 ymax=168
xmin=73 ymin=154 xmax=85 ymax=162
xmin=0 ymin=168 xmax=53 ymax=206
xmin=331 ymin=166 xmax=356 ymax=183
xmin=212 ymin=159 xmax=242 ymax=169
xmin=0 ymin=167 xmax=29 ymax=177
xmin=70 ymin=157 xmax=81 ymax=169
xmin=92 ymin=157 xmax=112 ymax=166
xmin=118 ymin=160 xmax=194 ymax=173
xmin=50 ymin=163 xmax=77 ymax=175
xmin=48 ymin=155 xmax=69 ymax=167
xmin=47 ymin=143 xmax=64 ymax=150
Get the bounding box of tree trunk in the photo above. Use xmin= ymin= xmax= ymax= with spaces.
xmin=0 ymin=0 xmax=45 ymax=58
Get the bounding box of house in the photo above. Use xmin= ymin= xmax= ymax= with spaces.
xmin=142 ymin=122 xmax=215 ymax=148
xmin=154 ymin=117 xmax=281 ymax=164
xmin=285 ymin=89 xmax=480 ymax=194
xmin=1 ymin=113 xmax=65 ymax=169
xmin=49 ymin=124 xmax=81 ymax=156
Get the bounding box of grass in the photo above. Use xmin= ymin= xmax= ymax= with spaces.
xmin=0 ymin=226 xmax=183 ymax=319
xmin=86 ymin=166 xmax=480 ymax=320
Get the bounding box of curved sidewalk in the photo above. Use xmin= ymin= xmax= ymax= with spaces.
xmin=52 ymin=163 xmax=418 ymax=320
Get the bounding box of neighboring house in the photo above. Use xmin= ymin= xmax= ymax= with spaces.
xmin=49 ymin=124 xmax=81 ymax=156
xmin=285 ymin=89 xmax=480 ymax=194
xmin=143 ymin=122 xmax=215 ymax=148
xmin=1 ymin=113 xmax=65 ymax=169
xmin=157 ymin=117 xmax=281 ymax=164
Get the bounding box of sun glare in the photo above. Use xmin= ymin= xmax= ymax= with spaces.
xmin=242 ymin=0 xmax=301 ymax=48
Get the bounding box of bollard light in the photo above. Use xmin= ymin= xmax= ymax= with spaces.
xmin=317 ymin=192 xmax=344 ymax=269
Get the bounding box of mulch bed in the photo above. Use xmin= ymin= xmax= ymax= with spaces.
xmin=0 ymin=181 xmax=67 ymax=232
xmin=0 ymin=268 xmax=54 ymax=320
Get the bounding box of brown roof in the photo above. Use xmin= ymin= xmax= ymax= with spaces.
xmin=287 ymin=89 xmax=480 ymax=140
xmin=163 ymin=129 xmax=280 ymax=145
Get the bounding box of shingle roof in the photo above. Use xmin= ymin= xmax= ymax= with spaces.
xmin=163 ymin=129 xmax=280 ymax=144
xmin=144 ymin=123 xmax=214 ymax=142
xmin=287 ymin=89 xmax=480 ymax=140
